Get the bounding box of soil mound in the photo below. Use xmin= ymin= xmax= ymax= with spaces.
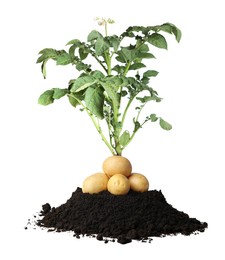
xmin=36 ymin=188 xmax=208 ymax=244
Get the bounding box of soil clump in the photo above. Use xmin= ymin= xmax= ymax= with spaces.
xmin=36 ymin=188 xmax=208 ymax=244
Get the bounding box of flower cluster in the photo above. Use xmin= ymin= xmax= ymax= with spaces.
xmin=94 ymin=17 xmax=115 ymax=26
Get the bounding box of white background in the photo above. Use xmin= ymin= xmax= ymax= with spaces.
xmin=1 ymin=0 xmax=225 ymax=259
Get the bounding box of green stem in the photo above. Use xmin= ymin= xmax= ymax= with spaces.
xmin=121 ymin=102 xmax=146 ymax=151
xmin=110 ymin=51 xmax=115 ymax=59
xmin=104 ymin=20 xmax=121 ymax=154
xmin=123 ymin=61 xmax=131 ymax=76
xmin=111 ymin=105 xmax=122 ymax=155
xmin=136 ymin=40 xmax=145 ymax=49
xmin=68 ymin=94 xmax=115 ymax=155
xmin=121 ymin=97 xmax=134 ymax=127
xmin=91 ymin=54 xmax=108 ymax=74
xmin=113 ymin=61 xmax=134 ymax=154
xmin=136 ymin=104 xmax=145 ymax=122
xmin=105 ymin=111 xmax=115 ymax=149
xmin=103 ymin=50 xmax=112 ymax=76
xmin=104 ymin=22 xmax=108 ymax=36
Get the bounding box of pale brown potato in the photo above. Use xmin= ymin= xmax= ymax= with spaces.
xmin=102 ymin=155 xmax=132 ymax=177
xmin=107 ymin=174 xmax=130 ymax=195
xmin=128 ymin=173 xmax=149 ymax=192
xmin=82 ymin=173 xmax=109 ymax=194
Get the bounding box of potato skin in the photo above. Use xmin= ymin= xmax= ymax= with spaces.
xmin=128 ymin=173 xmax=149 ymax=192
xmin=107 ymin=174 xmax=130 ymax=195
xmin=102 ymin=156 xmax=132 ymax=177
xmin=82 ymin=173 xmax=109 ymax=194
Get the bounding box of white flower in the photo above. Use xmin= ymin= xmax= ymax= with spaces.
xmin=94 ymin=17 xmax=115 ymax=26
xmin=98 ymin=19 xmax=106 ymax=26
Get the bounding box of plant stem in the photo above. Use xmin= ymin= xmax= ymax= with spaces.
xmin=110 ymin=51 xmax=115 ymax=59
xmin=136 ymin=103 xmax=145 ymax=122
xmin=123 ymin=118 xmax=149 ymax=151
xmin=110 ymin=61 xmax=132 ymax=155
xmin=68 ymin=94 xmax=115 ymax=155
xmin=104 ymin=20 xmax=121 ymax=155
xmin=110 ymin=102 xmax=121 ymax=155
xmin=91 ymin=53 xmax=108 ymax=74
xmin=123 ymin=61 xmax=131 ymax=76
xmin=104 ymin=21 xmax=108 ymax=36
xmin=119 ymin=41 xmax=146 ymax=142
xmin=121 ymin=97 xmax=134 ymax=127
xmin=104 ymin=52 xmax=111 ymax=75
xmin=122 ymin=99 xmax=146 ymax=149
xmin=105 ymin=110 xmax=115 ymax=149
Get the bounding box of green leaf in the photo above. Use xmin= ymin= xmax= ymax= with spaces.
xmin=159 ymin=23 xmax=182 ymax=43
xmin=91 ymin=70 xmax=105 ymax=79
xmin=141 ymin=76 xmax=149 ymax=84
xmin=56 ymin=53 xmax=72 ymax=65
xmin=148 ymin=33 xmax=168 ymax=49
xmin=67 ymin=91 xmax=85 ymax=108
xmin=143 ymin=70 xmax=159 ymax=77
xmin=121 ymin=47 xmax=139 ymax=62
xmin=136 ymin=96 xmax=147 ymax=103
xmin=120 ymin=131 xmax=130 ymax=147
xmin=137 ymin=52 xmax=155 ymax=59
xmin=53 ymin=88 xmax=68 ymax=99
xmin=150 ymin=114 xmax=158 ymax=122
xmin=38 ymin=90 xmax=54 ymax=105
xmin=84 ymin=86 xmax=105 ymax=119
xmin=170 ymin=24 xmax=182 ymax=42
xmin=66 ymin=39 xmax=81 ymax=46
xmin=87 ymin=30 xmax=102 ymax=41
xmin=136 ymin=95 xmax=161 ymax=103
xmin=129 ymin=63 xmax=146 ymax=70
xmin=121 ymin=90 xmax=128 ymax=97
xmin=95 ymin=36 xmax=109 ymax=56
xmin=37 ymin=49 xmax=70 ymax=77
xmin=134 ymin=120 xmax=141 ymax=132
xmin=100 ymin=80 xmax=119 ymax=109
xmin=138 ymin=44 xmax=149 ymax=52
xmin=41 ymin=60 xmax=47 ymax=79
xmin=79 ymin=47 xmax=89 ymax=60
xmin=112 ymin=38 xmax=120 ymax=52
xmin=68 ymin=95 xmax=78 ymax=107
xmin=67 ymin=93 xmax=81 ymax=108
xmin=108 ymin=35 xmax=120 ymax=52
xmin=68 ymin=41 xmax=83 ymax=57
xmin=127 ymin=77 xmax=136 ymax=85
xmin=68 ymin=45 xmax=76 ymax=58
xmin=75 ymin=62 xmax=91 ymax=72
xmin=120 ymin=76 xmax=129 ymax=86
xmin=37 ymin=54 xmax=47 ymax=64
xmin=159 ymin=118 xmax=172 ymax=130
xmin=159 ymin=23 xmax=173 ymax=34
xmin=112 ymin=65 xmax=125 ymax=73
xmin=115 ymin=52 xmax=126 ymax=63
xmin=37 ymin=48 xmax=58 ymax=62
xmin=121 ymin=29 xmax=135 ymax=38
xmin=70 ymin=76 xmax=96 ymax=92
xmin=104 ymin=76 xmax=123 ymax=88
xmin=68 ymin=79 xmax=75 ymax=88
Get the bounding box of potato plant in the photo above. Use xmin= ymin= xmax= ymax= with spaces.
xmin=37 ymin=18 xmax=181 ymax=156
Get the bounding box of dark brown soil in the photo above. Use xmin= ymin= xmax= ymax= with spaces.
xmin=36 ymin=188 xmax=208 ymax=244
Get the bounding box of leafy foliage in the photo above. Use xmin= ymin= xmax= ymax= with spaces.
xmin=37 ymin=21 xmax=181 ymax=155
xmin=84 ymin=86 xmax=105 ymax=119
